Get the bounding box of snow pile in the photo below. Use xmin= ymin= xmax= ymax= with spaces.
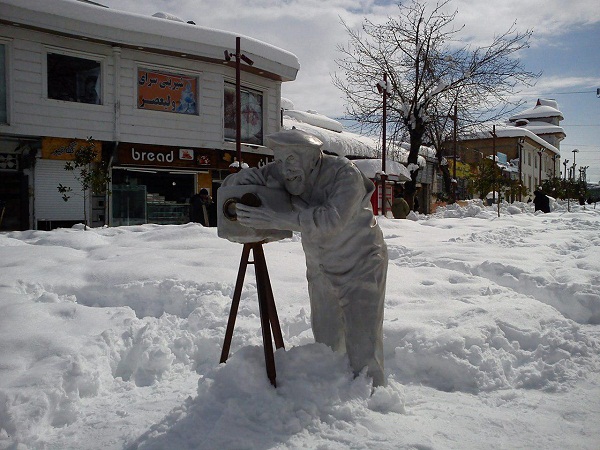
xmin=1 ymin=209 xmax=599 ymax=449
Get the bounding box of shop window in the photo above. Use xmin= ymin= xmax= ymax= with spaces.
xmin=0 ymin=44 xmax=7 ymax=123
xmin=47 ymin=52 xmax=101 ymax=104
xmin=224 ymin=82 xmax=263 ymax=146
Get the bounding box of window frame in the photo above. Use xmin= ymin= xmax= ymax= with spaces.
xmin=223 ymin=81 xmax=264 ymax=146
xmin=0 ymin=38 xmax=12 ymax=126
xmin=43 ymin=47 xmax=105 ymax=106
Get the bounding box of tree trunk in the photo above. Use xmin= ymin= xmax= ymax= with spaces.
xmin=404 ymin=125 xmax=425 ymax=210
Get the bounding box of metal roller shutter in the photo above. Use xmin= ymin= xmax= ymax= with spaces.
xmin=35 ymin=160 xmax=86 ymax=222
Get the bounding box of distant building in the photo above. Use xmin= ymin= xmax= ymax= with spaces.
xmin=452 ymin=99 xmax=565 ymax=200
xmin=0 ymin=0 xmax=299 ymax=230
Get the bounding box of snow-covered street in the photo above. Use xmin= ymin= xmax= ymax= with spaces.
xmin=1 ymin=200 xmax=599 ymax=449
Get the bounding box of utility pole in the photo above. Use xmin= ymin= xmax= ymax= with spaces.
xmin=517 ymin=137 xmax=524 ymax=202
xmin=490 ymin=125 xmax=497 ymax=203
xmin=452 ymin=103 xmax=458 ymax=202
xmin=376 ymin=73 xmax=390 ymax=216
xmin=537 ymin=149 xmax=544 ymax=186
xmin=224 ymin=37 xmax=254 ymax=171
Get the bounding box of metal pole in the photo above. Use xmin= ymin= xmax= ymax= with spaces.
xmin=492 ymin=125 xmax=496 ymax=203
xmin=538 ymin=151 xmax=542 ymax=185
xmin=235 ymin=37 xmax=242 ymax=169
xmin=381 ymin=73 xmax=388 ymax=217
xmin=452 ymin=103 xmax=457 ymax=202
xmin=518 ymin=142 xmax=522 ymax=202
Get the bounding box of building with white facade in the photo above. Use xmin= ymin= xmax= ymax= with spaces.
xmin=455 ymin=98 xmax=565 ymax=200
xmin=0 ymin=0 xmax=299 ymax=230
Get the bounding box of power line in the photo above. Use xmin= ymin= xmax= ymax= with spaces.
xmin=530 ymin=90 xmax=597 ymax=96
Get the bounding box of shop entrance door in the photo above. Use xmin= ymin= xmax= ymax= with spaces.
xmin=0 ymin=172 xmax=29 ymax=231
xmin=111 ymin=169 xmax=194 ymax=225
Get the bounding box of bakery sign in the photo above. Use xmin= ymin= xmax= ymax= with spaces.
xmin=118 ymin=144 xmax=213 ymax=168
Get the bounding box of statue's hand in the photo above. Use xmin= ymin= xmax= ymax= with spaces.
xmin=236 ymin=204 xmax=299 ymax=231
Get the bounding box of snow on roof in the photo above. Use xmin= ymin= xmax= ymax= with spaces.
xmin=281 ymin=98 xmax=295 ymax=110
xmin=282 ymin=110 xmax=429 ymax=172
xmin=1 ymin=0 xmax=300 ymax=81
xmin=282 ymin=116 xmax=377 ymax=157
xmin=351 ymin=158 xmax=412 ymax=181
xmin=396 ymin=142 xmax=437 ymax=159
xmin=509 ymin=99 xmax=564 ymax=122
xmin=465 ymin=125 xmax=560 ymax=156
xmin=151 ymin=12 xmax=185 ymax=22
xmin=283 ymin=110 xmax=344 ymax=133
xmin=389 ymin=142 xmax=428 ymax=168
xmin=518 ymin=121 xmax=566 ymax=138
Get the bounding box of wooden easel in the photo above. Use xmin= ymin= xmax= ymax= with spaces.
xmin=219 ymin=242 xmax=285 ymax=387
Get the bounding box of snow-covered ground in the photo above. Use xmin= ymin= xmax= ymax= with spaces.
xmin=1 ymin=200 xmax=599 ymax=449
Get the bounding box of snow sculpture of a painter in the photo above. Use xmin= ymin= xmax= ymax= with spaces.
xmin=220 ymin=128 xmax=388 ymax=387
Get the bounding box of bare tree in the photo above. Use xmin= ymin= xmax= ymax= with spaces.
xmin=334 ymin=0 xmax=539 ymax=206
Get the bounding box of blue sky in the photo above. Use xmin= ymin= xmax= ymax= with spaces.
xmin=99 ymin=0 xmax=600 ymax=182
xmin=520 ymin=21 xmax=600 ymax=182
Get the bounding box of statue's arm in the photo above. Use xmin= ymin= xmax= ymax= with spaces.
xmin=297 ymin=165 xmax=366 ymax=236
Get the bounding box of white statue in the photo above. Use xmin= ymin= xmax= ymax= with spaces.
xmin=221 ymin=129 xmax=388 ymax=387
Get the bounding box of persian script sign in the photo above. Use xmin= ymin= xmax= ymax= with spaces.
xmin=42 ymin=138 xmax=102 ymax=161
xmin=137 ymin=69 xmax=198 ymax=115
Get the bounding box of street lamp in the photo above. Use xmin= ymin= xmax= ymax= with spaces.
xmin=490 ymin=125 xmax=497 ymax=203
xmin=224 ymin=37 xmax=254 ymax=171
xmin=537 ymin=149 xmax=545 ymax=185
xmin=562 ymin=159 xmax=569 ymax=181
xmin=580 ymin=165 xmax=589 ymax=182
xmin=517 ymin=137 xmax=524 ymax=201
xmin=376 ymin=73 xmax=392 ymax=216
xmin=571 ymin=149 xmax=579 ymax=181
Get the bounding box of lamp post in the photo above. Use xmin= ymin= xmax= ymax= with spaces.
xmin=580 ymin=165 xmax=589 ymax=182
xmin=571 ymin=149 xmax=579 ymax=181
xmin=562 ymin=159 xmax=569 ymax=181
xmin=517 ymin=137 xmax=524 ymax=201
xmin=224 ymin=37 xmax=254 ymax=171
xmin=490 ymin=125 xmax=497 ymax=203
xmin=451 ymin=103 xmax=459 ymax=202
xmin=562 ymin=159 xmax=570 ymax=212
xmin=376 ymin=73 xmax=391 ymax=216
xmin=537 ymin=149 xmax=544 ymax=186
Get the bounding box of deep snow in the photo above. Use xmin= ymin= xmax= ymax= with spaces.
xmin=1 ymin=199 xmax=599 ymax=449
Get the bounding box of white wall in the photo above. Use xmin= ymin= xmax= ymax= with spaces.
xmin=1 ymin=26 xmax=282 ymax=149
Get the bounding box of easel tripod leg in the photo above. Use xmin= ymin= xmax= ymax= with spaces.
xmin=253 ymin=244 xmax=285 ymax=350
xmin=219 ymin=243 xmax=251 ymax=364
xmin=255 ymin=254 xmax=277 ymax=387
xmin=219 ymin=243 xmax=285 ymax=387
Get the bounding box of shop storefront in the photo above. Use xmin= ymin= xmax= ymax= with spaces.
xmin=111 ymin=142 xmax=271 ymax=226
xmin=0 ymin=156 xmax=29 ymax=231
xmin=35 ymin=137 xmax=103 ymax=230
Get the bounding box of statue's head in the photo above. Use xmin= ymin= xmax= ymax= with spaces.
xmin=265 ymin=129 xmax=323 ymax=196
